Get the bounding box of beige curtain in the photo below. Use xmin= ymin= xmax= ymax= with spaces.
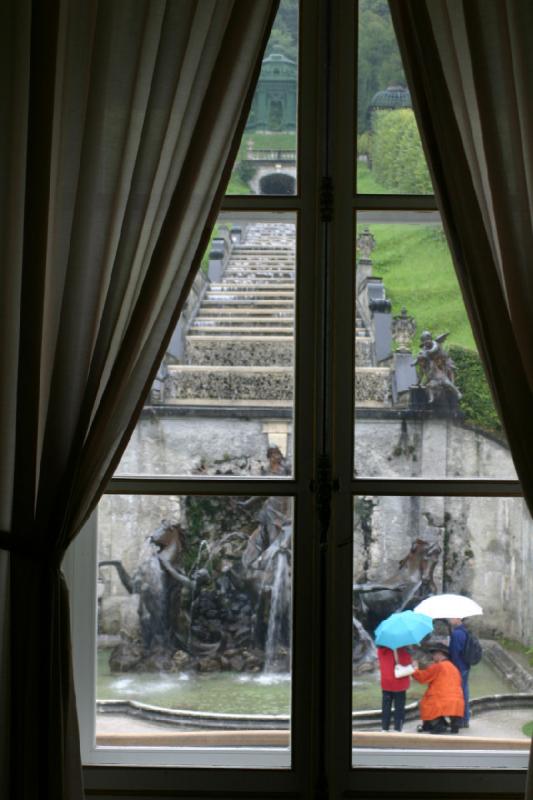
xmin=388 ymin=1 xmax=533 ymax=499
xmin=0 ymin=1 xmax=278 ymax=797
xmin=388 ymin=0 xmax=533 ymax=793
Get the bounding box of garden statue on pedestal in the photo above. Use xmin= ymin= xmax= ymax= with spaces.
xmin=412 ymin=330 xmax=462 ymax=405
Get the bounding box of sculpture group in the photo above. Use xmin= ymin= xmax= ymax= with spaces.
xmin=100 ymin=446 xmax=442 ymax=676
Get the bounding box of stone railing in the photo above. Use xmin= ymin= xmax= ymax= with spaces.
xmin=151 ymin=225 xmax=248 ymax=401
xmin=245 ymin=148 xmax=296 ymax=162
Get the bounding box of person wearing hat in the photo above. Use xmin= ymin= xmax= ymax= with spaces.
xmin=396 ymin=643 xmax=464 ymax=734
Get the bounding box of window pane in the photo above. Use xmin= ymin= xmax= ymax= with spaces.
xmin=97 ymin=493 xmax=293 ymax=763
xmin=354 ymin=212 xmax=517 ymax=479
xmin=116 ymin=213 xmax=296 ymax=477
xmin=356 ymin=0 xmax=432 ymax=195
xmin=226 ymin=0 xmax=298 ymax=196
xmin=352 ymin=495 xmax=532 ymax=767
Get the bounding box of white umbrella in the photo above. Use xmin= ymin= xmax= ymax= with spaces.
xmin=414 ymin=593 xmax=483 ymax=619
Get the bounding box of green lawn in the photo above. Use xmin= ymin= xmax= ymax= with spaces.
xmin=358 ymin=222 xmax=503 ymax=432
xmin=357 ymin=161 xmax=390 ymax=193
xmin=240 ymin=131 xmax=296 ymax=151
xmin=360 ymin=223 xmax=476 ymax=351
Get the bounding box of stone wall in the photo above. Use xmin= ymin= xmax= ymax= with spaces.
xmin=117 ymin=414 xmax=287 ymax=477
xmin=353 ymin=416 xmax=533 ymax=644
xmin=100 ymin=413 xmax=533 ymax=646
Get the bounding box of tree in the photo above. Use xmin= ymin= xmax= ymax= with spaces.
xmin=358 ymin=0 xmax=405 ymax=131
xmin=372 ymin=109 xmax=432 ymax=194
xmin=265 ymin=0 xmax=298 ymax=62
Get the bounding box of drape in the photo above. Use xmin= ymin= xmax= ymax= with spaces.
xmin=0 ymin=1 xmax=278 ymax=797
xmin=388 ymin=0 xmax=533 ymax=504
xmin=388 ymin=1 xmax=533 ymax=794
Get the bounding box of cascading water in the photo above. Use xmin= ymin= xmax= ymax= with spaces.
xmin=259 ymin=525 xmax=292 ymax=674
xmin=263 ymin=550 xmax=291 ymax=673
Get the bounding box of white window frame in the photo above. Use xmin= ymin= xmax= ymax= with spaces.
xmin=329 ymin=1 xmax=529 ymax=793
xmin=64 ymin=0 xmax=531 ymax=795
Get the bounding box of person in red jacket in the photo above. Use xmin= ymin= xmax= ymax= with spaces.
xmin=377 ymin=646 xmax=414 ymax=732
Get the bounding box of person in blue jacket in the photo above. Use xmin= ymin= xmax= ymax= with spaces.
xmin=448 ymin=618 xmax=470 ymax=728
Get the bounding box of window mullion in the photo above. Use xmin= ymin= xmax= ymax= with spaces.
xmin=351 ymin=478 xmax=523 ymax=497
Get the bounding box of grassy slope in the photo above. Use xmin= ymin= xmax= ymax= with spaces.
xmin=356 ymin=165 xmax=475 ymax=350
xmin=359 ymin=221 xmax=503 ymax=431
xmin=357 ymin=161 xmax=390 ymax=194
xmin=364 ymin=223 xmax=476 ymax=351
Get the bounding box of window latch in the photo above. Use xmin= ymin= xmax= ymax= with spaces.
xmin=310 ymin=453 xmax=339 ymax=543
xmin=320 ymin=175 xmax=334 ymax=222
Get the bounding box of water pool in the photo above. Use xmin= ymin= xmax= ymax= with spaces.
xmin=98 ymin=650 xmax=514 ymax=717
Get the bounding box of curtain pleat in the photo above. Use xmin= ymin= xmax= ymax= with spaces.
xmin=0 ymin=1 xmax=278 ymax=797
xmin=389 ymin=0 xmax=533 ymax=511
xmin=388 ymin=1 xmax=533 ymax=792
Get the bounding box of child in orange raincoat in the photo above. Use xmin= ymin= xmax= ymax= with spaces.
xmin=411 ymin=643 xmax=464 ymax=734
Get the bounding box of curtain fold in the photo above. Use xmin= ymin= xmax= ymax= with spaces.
xmin=0 ymin=1 xmax=278 ymax=796
xmin=388 ymin=0 xmax=533 ymax=505
xmin=388 ymin=1 xmax=533 ymax=793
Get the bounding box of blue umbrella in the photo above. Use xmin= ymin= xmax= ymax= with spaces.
xmin=374 ymin=610 xmax=433 ymax=649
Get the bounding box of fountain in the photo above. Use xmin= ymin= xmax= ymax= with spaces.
xmin=99 ymin=480 xmax=293 ymax=674
xmin=260 ymin=524 xmax=292 ymax=674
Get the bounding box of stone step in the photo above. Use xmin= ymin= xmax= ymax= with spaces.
xmin=201 ymin=299 xmax=294 ymax=308
xmin=231 ymin=249 xmax=294 ymax=255
xmin=164 ymin=397 xmax=292 ymax=409
xmin=228 ymin=264 xmax=295 ymax=270
xmin=225 ymin=263 xmax=295 ymax=270
xmin=227 ymin=267 xmax=294 ymax=276
xmin=185 ymin=336 xmax=293 ymax=366
xmin=228 ymin=250 xmax=293 ymax=255
xmin=231 ymin=247 xmax=295 ymax=254
xmin=166 ymin=365 xmax=293 ymax=402
xmin=223 ymin=272 xmax=295 ymax=281
xmin=165 ymin=365 xmax=391 ymax=405
xmin=206 ymin=289 xmax=294 ymax=299
xmin=228 ymin=257 xmax=294 ymax=264
xmin=185 ymin=335 xmax=371 ymax=366
xmin=196 ymin=308 xmax=293 ymax=317
xmin=189 ymin=325 xmax=293 ymax=336
xmin=192 ymin=317 xmax=293 ymax=327
xmin=188 ymin=322 xmax=293 ymax=338
xmin=228 ymin=252 xmax=294 ymax=258
xmin=209 ymin=283 xmax=295 ymax=291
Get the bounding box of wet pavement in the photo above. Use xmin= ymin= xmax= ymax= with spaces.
xmin=96 ymin=707 xmax=533 ymax=746
xmin=402 ymin=707 xmax=532 ymax=741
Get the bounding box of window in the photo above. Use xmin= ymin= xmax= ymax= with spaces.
xmin=66 ymin=1 xmax=530 ymax=796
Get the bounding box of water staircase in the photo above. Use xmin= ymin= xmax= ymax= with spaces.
xmin=165 ymin=223 xmax=392 ymax=408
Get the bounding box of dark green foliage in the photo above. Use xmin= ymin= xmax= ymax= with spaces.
xmin=372 ymin=109 xmax=432 ymax=194
xmin=449 ymin=346 xmax=503 ymax=435
xmin=237 ymin=159 xmax=256 ymax=185
xmin=266 ymin=0 xmax=298 ymax=61
xmin=358 ymin=0 xmax=405 ymax=131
